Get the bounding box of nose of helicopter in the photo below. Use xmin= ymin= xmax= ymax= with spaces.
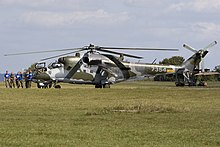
xmin=33 ymin=72 xmax=52 ymax=81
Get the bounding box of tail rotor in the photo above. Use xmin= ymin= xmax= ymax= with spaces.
xmin=183 ymin=41 xmax=217 ymax=72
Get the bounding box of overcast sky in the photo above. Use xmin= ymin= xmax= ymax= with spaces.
xmin=1 ymin=0 xmax=219 ymax=73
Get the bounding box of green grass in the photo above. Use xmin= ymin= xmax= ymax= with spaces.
xmin=0 ymin=81 xmax=220 ymax=146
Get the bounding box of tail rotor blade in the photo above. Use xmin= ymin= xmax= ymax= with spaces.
xmin=183 ymin=44 xmax=197 ymax=53
xmin=203 ymin=41 xmax=217 ymax=51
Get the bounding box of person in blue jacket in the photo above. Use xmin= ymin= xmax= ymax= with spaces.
xmin=4 ymin=70 xmax=10 ymax=88
xmin=25 ymin=70 xmax=33 ymax=88
xmin=15 ymin=71 xmax=23 ymax=88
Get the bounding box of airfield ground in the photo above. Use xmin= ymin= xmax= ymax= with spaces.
xmin=0 ymin=81 xmax=220 ymax=146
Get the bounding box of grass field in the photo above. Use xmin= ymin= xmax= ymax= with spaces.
xmin=0 ymin=81 xmax=220 ymax=146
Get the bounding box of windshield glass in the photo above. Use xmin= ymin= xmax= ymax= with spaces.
xmin=48 ymin=61 xmax=62 ymax=69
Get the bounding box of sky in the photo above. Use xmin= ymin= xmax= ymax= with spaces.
xmin=0 ymin=0 xmax=219 ymax=73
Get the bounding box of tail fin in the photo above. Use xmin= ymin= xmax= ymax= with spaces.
xmin=182 ymin=41 xmax=217 ymax=72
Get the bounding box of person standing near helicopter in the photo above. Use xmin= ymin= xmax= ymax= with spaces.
xmin=15 ymin=71 xmax=24 ymax=88
xmin=25 ymin=70 xmax=33 ymax=88
xmin=9 ymin=72 xmax=15 ymax=88
xmin=4 ymin=70 xmax=10 ymax=88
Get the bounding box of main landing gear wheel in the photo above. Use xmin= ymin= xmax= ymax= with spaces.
xmin=95 ymin=84 xmax=110 ymax=88
xmin=37 ymin=83 xmax=48 ymax=88
xmin=54 ymin=85 xmax=61 ymax=89
xmin=95 ymin=85 xmax=102 ymax=88
xmin=37 ymin=83 xmax=41 ymax=88
xmin=48 ymin=83 xmax=52 ymax=88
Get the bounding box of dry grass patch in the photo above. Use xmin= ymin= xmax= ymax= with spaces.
xmin=85 ymin=103 xmax=190 ymax=115
xmin=106 ymin=103 xmax=190 ymax=113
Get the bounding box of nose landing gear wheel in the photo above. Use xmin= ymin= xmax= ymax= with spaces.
xmin=103 ymin=84 xmax=110 ymax=88
xmin=95 ymin=84 xmax=110 ymax=88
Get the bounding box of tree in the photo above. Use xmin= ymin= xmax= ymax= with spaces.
xmin=159 ymin=56 xmax=185 ymax=66
xmin=27 ymin=63 xmax=37 ymax=71
xmin=215 ymin=65 xmax=220 ymax=73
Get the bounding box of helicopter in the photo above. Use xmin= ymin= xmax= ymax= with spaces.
xmin=4 ymin=41 xmax=217 ymax=88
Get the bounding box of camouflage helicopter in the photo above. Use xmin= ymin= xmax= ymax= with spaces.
xmin=5 ymin=41 xmax=217 ymax=88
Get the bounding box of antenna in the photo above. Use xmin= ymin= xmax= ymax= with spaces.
xmin=152 ymin=58 xmax=157 ymax=64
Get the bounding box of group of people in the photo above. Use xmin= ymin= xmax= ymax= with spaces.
xmin=4 ymin=70 xmax=33 ymax=88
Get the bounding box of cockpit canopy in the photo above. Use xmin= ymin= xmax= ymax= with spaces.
xmin=48 ymin=61 xmax=62 ymax=69
xmin=35 ymin=62 xmax=46 ymax=69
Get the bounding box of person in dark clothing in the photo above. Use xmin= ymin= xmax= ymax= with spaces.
xmin=25 ymin=70 xmax=33 ymax=88
xmin=9 ymin=72 xmax=15 ymax=88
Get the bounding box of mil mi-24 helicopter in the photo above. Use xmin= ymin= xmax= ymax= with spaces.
xmin=5 ymin=41 xmax=217 ymax=88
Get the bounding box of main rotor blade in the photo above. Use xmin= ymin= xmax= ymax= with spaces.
xmin=98 ymin=48 xmax=143 ymax=59
xmin=40 ymin=49 xmax=86 ymax=61
xmin=100 ymin=47 xmax=179 ymax=51
xmin=4 ymin=48 xmax=83 ymax=56
xmin=183 ymin=44 xmax=197 ymax=53
xmin=203 ymin=41 xmax=217 ymax=51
